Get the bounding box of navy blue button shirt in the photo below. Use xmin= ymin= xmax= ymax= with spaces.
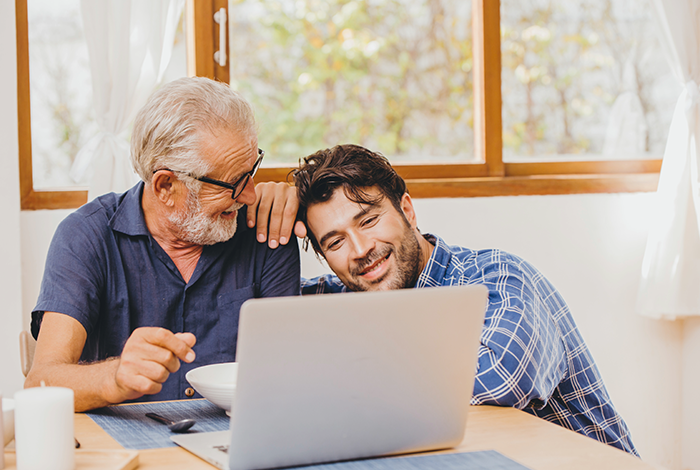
xmin=32 ymin=182 xmax=300 ymax=402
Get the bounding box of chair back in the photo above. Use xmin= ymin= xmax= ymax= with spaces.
xmin=19 ymin=330 xmax=36 ymax=377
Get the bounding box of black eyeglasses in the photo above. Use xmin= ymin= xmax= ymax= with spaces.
xmin=156 ymin=148 xmax=264 ymax=200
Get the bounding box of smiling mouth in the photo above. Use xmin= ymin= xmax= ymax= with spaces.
xmin=359 ymin=252 xmax=391 ymax=276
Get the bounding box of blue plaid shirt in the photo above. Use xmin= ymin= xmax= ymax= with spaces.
xmin=301 ymin=234 xmax=637 ymax=456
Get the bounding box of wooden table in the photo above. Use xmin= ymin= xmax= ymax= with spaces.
xmin=3 ymin=405 xmax=663 ymax=470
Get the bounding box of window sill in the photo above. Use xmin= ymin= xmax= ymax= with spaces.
xmin=254 ymin=163 xmax=661 ymax=199
xmin=20 ymin=171 xmax=659 ymax=211
xmin=20 ymin=189 xmax=88 ymax=211
xmin=403 ymin=173 xmax=659 ymax=198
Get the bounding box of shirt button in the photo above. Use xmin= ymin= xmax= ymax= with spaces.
xmin=185 ymin=387 xmax=195 ymax=397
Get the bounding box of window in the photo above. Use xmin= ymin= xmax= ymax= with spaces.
xmin=24 ymin=0 xmax=94 ymax=191
xmin=16 ymin=0 xmax=88 ymax=209
xmin=16 ymin=0 xmax=187 ymax=209
xmin=243 ymin=0 xmax=664 ymax=196
xmin=228 ymin=0 xmax=475 ymax=165
xmin=500 ymin=0 xmax=679 ymax=162
xmin=17 ymin=0 xmax=664 ymax=210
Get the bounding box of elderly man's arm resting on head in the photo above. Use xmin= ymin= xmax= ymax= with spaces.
xmin=25 ymin=314 xmax=195 ymax=412
xmin=248 ymin=182 xmax=306 ymax=249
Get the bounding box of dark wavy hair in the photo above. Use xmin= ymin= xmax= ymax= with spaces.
xmin=292 ymin=144 xmax=407 ymax=255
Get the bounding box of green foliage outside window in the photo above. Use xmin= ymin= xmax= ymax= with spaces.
xmin=501 ymin=0 xmax=677 ymax=159
xmin=229 ymin=0 xmax=475 ymax=164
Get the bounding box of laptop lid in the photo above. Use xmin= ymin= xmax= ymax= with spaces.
xmin=228 ymin=284 xmax=488 ymax=470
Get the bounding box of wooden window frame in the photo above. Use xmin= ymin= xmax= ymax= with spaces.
xmin=15 ymin=0 xmax=87 ymax=210
xmin=16 ymin=0 xmax=660 ymax=211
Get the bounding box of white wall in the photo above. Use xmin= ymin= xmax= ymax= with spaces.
xmin=20 ymin=210 xmax=73 ymax=331
xmin=682 ymin=318 xmax=700 ymax=468
xmin=0 ymin=0 xmax=26 ymax=398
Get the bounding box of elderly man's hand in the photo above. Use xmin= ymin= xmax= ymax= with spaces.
xmin=248 ymin=182 xmax=307 ymax=249
xmin=110 ymin=327 xmax=196 ymax=402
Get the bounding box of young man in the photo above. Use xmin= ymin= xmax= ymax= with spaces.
xmin=251 ymin=144 xmax=638 ymax=455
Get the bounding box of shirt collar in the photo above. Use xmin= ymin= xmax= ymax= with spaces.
xmin=109 ymin=181 xmax=151 ymax=237
xmin=416 ymin=233 xmax=452 ymax=288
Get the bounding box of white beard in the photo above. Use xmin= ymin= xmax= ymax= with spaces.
xmin=169 ymin=192 xmax=242 ymax=245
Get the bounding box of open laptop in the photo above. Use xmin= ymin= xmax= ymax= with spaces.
xmin=171 ymin=284 xmax=488 ymax=470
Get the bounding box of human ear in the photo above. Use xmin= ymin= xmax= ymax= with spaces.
xmin=400 ymin=193 xmax=418 ymax=229
xmin=151 ymin=170 xmax=178 ymax=207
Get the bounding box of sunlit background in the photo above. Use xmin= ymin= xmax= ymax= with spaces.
xmin=26 ymin=0 xmax=679 ymax=188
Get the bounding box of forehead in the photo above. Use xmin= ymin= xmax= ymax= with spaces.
xmin=198 ymin=129 xmax=257 ymax=177
xmin=306 ymin=187 xmax=387 ymax=233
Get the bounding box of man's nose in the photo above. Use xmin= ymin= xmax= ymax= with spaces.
xmin=237 ymin=177 xmax=257 ymax=206
xmin=349 ymin=232 xmax=373 ymax=260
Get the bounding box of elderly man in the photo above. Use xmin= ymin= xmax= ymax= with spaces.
xmin=252 ymin=144 xmax=638 ymax=456
xmin=25 ymin=77 xmax=300 ymax=411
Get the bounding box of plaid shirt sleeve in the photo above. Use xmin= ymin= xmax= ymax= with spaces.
xmin=420 ymin=236 xmax=638 ymax=456
xmin=301 ymin=275 xmax=348 ymax=295
xmin=468 ymin=253 xmax=568 ymax=409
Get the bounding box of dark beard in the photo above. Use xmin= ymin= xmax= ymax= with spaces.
xmin=345 ymin=225 xmax=422 ymax=292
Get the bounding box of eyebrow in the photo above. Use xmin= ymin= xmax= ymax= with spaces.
xmin=316 ymin=205 xmax=377 ymax=248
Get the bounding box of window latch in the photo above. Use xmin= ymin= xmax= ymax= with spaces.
xmin=213 ymin=7 xmax=227 ymax=67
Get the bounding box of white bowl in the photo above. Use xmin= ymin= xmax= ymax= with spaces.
xmin=186 ymin=362 xmax=238 ymax=413
xmin=3 ymin=398 xmax=15 ymax=446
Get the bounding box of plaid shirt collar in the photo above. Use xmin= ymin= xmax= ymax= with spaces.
xmin=416 ymin=233 xmax=452 ymax=289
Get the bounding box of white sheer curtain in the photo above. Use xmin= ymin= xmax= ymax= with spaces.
xmin=602 ymin=60 xmax=648 ymax=156
xmin=70 ymin=0 xmax=185 ymax=201
xmin=636 ymin=0 xmax=700 ymax=319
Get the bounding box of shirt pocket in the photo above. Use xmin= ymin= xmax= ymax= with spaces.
xmin=216 ymin=284 xmax=256 ymax=359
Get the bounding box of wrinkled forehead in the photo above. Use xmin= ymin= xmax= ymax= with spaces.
xmin=197 ymin=129 xmax=257 ymax=170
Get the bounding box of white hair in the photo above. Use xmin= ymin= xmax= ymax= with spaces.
xmin=131 ymin=77 xmax=257 ymax=183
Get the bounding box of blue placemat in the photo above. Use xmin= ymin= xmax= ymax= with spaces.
xmin=87 ymin=402 xmax=531 ymax=469
xmin=294 ymin=450 xmax=531 ymax=470
xmin=86 ymin=399 xmax=229 ymax=450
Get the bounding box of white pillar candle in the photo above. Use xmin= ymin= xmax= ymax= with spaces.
xmin=14 ymin=387 xmax=74 ymax=470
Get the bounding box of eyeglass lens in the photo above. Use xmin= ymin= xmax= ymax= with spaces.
xmin=231 ymin=150 xmax=264 ymax=199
